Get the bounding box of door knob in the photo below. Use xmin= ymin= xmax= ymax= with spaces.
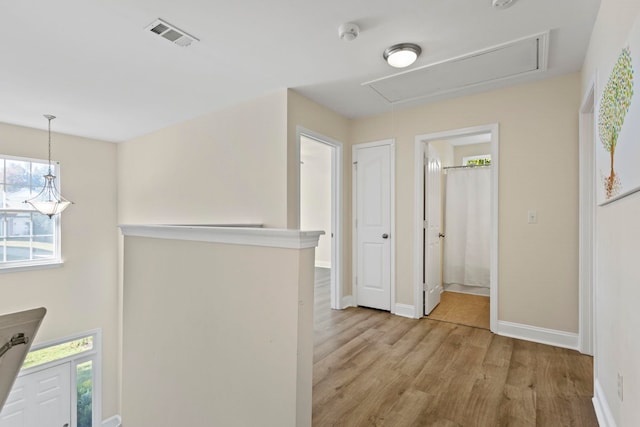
xmin=63 ymin=424 xmax=69 ymax=427
xmin=382 ymin=233 xmax=389 ymax=239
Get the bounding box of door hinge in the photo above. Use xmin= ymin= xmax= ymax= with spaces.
xmin=423 ymin=220 xmax=428 ymax=228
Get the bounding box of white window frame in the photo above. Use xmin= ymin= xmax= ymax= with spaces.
xmin=0 ymin=154 xmax=64 ymax=272
xmin=17 ymin=329 xmax=102 ymax=427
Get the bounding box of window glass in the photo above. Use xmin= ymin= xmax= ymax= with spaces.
xmin=0 ymin=155 xmax=61 ymax=268
xmin=5 ymin=160 xmax=30 ymax=186
xmin=22 ymin=336 xmax=94 ymax=369
xmin=77 ymin=360 xmax=93 ymax=427
xmin=462 ymin=154 xmax=491 ymax=166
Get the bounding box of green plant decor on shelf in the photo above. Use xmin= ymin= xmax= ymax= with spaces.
xmin=598 ymin=46 xmax=634 ymax=199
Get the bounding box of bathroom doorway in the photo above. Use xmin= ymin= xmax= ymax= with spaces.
xmin=414 ymin=125 xmax=498 ymax=331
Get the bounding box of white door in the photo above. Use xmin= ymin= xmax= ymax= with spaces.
xmin=354 ymin=142 xmax=392 ymax=310
xmin=0 ymin=364 xmax=71 ymax=427
xmin=424 ymin=144 xmax=442 ymax=315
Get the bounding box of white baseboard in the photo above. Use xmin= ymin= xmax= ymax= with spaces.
xmin=314 ymin=261 xmax=331 ymax=269
xmin=593 ymin=379 xmax=617 ymax=427
xmin=102 ymin=415 xmax=122 ymax=427
xmin=497 ymin=320 xmax=579 ymax=350
xmin=340 ymin=295 xmax=354 ymax=309
xmin=394 ymin=303 xmax=417 ymax=319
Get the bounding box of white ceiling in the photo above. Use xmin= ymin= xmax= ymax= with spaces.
xmin=0 ymin=0 xmax=600 ymax=142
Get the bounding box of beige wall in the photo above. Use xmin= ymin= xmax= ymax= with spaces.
xmin=287 ymin=90 xmax=352 ymax=292
xmin=0 ymin=122 xmax=119 ymax=420
xmin=454 ymin=142 xmax=491 ymax=166
xmin=350 ymin=73 xmax=581 ymax=332
xmin=582 ymin=1 xmax=640 ymax=425
xmin=118 ymin=90 xmax=289 ymax=227
xmin=121 ymin=235 xmax=315 ymax=427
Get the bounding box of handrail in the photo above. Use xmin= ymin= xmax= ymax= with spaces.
xmin=0 ymin=333 xmax=29 ymax=359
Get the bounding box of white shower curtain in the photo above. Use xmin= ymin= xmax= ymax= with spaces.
xmin=443 ymin=167 xmax=491 ymax=288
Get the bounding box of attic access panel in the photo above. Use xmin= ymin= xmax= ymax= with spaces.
xmin=365 ymin=32 xmax=548 ymax=104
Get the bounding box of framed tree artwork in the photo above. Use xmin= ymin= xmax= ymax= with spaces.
xmin=597 ymin=15 xmax=640 ymax=205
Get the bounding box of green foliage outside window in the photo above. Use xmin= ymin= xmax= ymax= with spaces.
xmin=77 ymin=361 xmax=93 ymax=427
xmin=466 ymin=158 xmax=491 ymax=166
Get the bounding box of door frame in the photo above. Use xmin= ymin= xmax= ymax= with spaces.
xmin=414 ymin=124 xmax=499 ymax=331
xmin=578 ymin=74 xmax=596 ymax=355
xmin=352 ymin=139 xmax=396 ymax=312
xmin=297 ymin=127 xmax=344 ymax=309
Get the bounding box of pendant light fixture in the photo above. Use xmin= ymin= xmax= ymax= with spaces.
xmin=383 ymin=43 xmax=422 ymax=68
xmin=24 ymin=115 xmax=73 ymax=218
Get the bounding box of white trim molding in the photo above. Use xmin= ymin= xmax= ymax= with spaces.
xmin=341 ymin=295 xmax=354 ymax=308
xmin=497 ymin=321 xmax=579 ymax=351
xmin=119 ymin=225 xmax=324 ymax=249
xmin=394 ymin=304 xmax=417 ymax=319
xmin=297 ymin=127 xmax=345 ymax=311
xmin=578 ymin=72 xmax=597 ymax=356
xmin=592 ymin=379 xmax=617 ymax=427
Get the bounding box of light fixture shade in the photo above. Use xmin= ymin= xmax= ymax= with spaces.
xmin=383 ymin=43 xmax=422 ymax=68
xmin=24 ymin=115 xmax=73 ymax=218
xmin=26 ymin=174 xmax=72 ymax=218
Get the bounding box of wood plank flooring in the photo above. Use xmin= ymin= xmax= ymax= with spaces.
xmin=313 ymin=268 xmax=597 ymax=427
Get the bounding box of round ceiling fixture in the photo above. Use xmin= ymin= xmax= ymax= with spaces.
xmin=383 ymin=43 xmax=422 ymax=68
xmin=338 ymin=22 xmax=360 ymax=41
xmin=492 ymin=0 xmax=516 ymax=9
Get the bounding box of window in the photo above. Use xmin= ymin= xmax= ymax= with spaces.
xmin=0 ymin=155 xmax=62 ymax=270
xmin=462 ymin=154 xmax=491 ymax=166
xmin=23 ymin=336 xmax=94 ymax=369
xmin=19 ymin=331 xmax=101 ymax=427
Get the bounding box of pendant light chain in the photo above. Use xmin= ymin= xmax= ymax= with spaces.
xmin=48 ymin=117 xmax=52 ymax=173
xmin=44 ymin=114 xmax=56 ymax=174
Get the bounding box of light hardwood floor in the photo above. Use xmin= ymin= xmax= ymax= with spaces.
xmin=313 ymin=268 xmax=597 ymax=426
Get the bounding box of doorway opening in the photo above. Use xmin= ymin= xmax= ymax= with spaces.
xmin=298 ymin=128 xmax=343 ymax=312
xmin=414 ymin=125 xmax=499 ymax=332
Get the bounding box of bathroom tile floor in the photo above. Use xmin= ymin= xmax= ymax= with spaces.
xmin=426 ymin=291 xmax=490 ymax=329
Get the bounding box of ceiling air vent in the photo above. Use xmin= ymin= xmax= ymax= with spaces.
xmin=145 ymin=19 xmax=199 ymax=47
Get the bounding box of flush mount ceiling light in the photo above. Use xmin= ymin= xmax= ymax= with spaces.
xmin=24 ymin=115 xmax=73 ymax=218
xmin=383 ymin=43 xmax=422 ymax=68
xmin=492 ymin=0 xmax=516 ymax=9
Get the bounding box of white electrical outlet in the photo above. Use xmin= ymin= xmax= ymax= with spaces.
xmin=528 ymin=210 xmax=538 ymax=224
xmin=618 ymin=372 xmax=624 ymax=401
